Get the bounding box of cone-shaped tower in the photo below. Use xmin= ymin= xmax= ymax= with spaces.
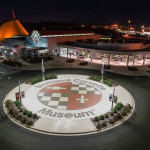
xmin=0 ymin=11 xmax=29 ymax=41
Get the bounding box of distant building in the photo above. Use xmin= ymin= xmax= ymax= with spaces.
xmin=0 ymin=20 xmax=29 ymax=42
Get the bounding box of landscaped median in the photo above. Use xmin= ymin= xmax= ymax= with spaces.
xmin=89 ymin=75 xmax=118 ymax=86
xmin=91 ymin=103 xmax=133 ymax=130
xmin=5 ymin=99 xmax=39 ymax=127
xmin=26 ymin=73 xmax=57 ymax=85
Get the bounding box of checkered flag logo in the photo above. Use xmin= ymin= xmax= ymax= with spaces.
xmin=38 ymin=82 xmax=102 ymax=110
xmin=31 ymin=30 xmax=41 ymax=43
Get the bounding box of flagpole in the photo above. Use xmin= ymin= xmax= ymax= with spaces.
xmin=19 ymin=79 xmax=22 ymax=103
xmin=111 ymin=84 xmax=115 ymax=111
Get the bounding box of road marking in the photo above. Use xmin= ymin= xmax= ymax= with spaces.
xmin=134 ymin=78 xmax=139 ymax=80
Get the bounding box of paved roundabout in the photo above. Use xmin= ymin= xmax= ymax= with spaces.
xmin=4 ymin=74 xmax=134 ymax=135
xmin=0 ymin=67 xmax=150 ymax=150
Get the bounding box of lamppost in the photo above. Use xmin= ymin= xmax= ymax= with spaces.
xmin=111 ymin=83 xmax=115 ymax=111
xmin=18 ymin=79 xmax=22 ymax=106
xmin=101 ymin=60 xmax=104 ymax=83
xmin=128 ymin=20 xmax=131 ymax=33
xmin=41 ymin=59 xmax=45 ymax=80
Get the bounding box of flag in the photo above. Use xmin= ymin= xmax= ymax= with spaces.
xmin=109 ymin=94 xmax=113 ymax=101
xmin=101 ymin=67 xmax=105 ymax=75
xmin=12 ymin=9 xmax=16 ymax=20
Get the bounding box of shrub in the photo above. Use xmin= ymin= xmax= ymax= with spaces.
xmin=34 ymin=79 xmax=39 ymax=83
xmin=20 ymin=116 xmax=28 ymax=124
xmin=38 ymin=78 xmax=42 ymax=82
xmin=9 ymin=109 xmax=18 ymax=117
xmin=123 ymin=105 xmax=130 ymax=113
xmin=104 ymin=65 xmax=111 ymax=70
xmin=110 ymin=112 xmax=114 ymax=116
xmin=32 ymin=114 xmax=37 ymax=119
xmin=7 ymin=105 xmax=14 ymax=112
xmin=27 ymin=111 xmax=32 ymax=117
xmin=113 ymin=108 xmax=118 ymax=113
xmin=45 ymin=76 xmax=49 ymax=80
xmin=23 ymin=109 xmax=28 ymax=115
xmin=26 ymin=119 xmax=34 ymax=126
xmin=108 ymin=82 xmax=112 ymax=86
xmin=117 ymin=113 xmax=123 ymax=120
xmin=109 ymin=118 xmax=115 ymax=124
xmin=127 ymin=104 xmax=132 ymax=109
xmin=17 ymin=104 xmax=21 ymax=109
xmin=103 ymin=80 xmax=112 ymax=87
xmin=121 ymin=110 xmax=127 ymax=116
xmin=100 ymin=115 xmax=105 ymax=120
xmin=102 ymin=121 xmax=107 ymax=127
xmin=31 ymin=80 xmax=36 ymax=84
xmin=15 ymin=100 xmax=21 ymax=106
xmin=19 ymin=108 xmax=23 ymax=112
xmin=53 ymin=74 xmax=57 ymax=79
xmin=93 ymin=76 xmax=97 ymax=81
xmin=79 ymin=61 xmax=88 ymax=65
xmin=90 ymin=75 xmax=94 ymax=80
xmin=66 ymin=59 xmax=74 ymax=63
xmin=105 ymin=114 xmax=109 ymax=118
xmin=97 ymin=123 xmax=102 ymax=129
xmin=115 ymin=105 xmax=122 ymax=111
xmin=96 ymin=77 xmax=100 ymax=81
xmin=5 ymin=100 xmax=13 ymax=108
xmin=15 ymin=114 xmax=23 ymax=120
xmin=128 ymin=66 xmax=138 ymax=71
xmin=117 ymin=102 xmax=123 ymax=108
xmin=95 ymin=117 xmax=100 ymax=122
xmin=113 ymin=115 xmax=119 ymax=121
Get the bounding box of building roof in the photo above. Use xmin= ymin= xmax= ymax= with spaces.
xmin=0 ymin=20 xmax=29 ymax=41
xmin=39 ymin=30 xmax=95 ymax=36
xmin=60 ymin=42 xmax=150 ymax=53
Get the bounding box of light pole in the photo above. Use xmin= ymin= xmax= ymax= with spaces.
xmin=111 ymin=83 xmax=115 ymax=111
xmin=18 ymin=79 xmax=22 ymax=105
xmin=41 ymin=59 xmax=45 ymax=80
xmin=101 ymin=60 xmax=104 ymax=83
xmin=128 ymin=20 xmax=131 ymax=33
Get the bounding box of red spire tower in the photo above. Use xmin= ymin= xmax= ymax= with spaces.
xmin=12 ymin=9 xmax=16 ymax=20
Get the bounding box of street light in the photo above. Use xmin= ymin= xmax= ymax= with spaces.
xmin=101 ymin=60 xmax=104 ymax=83
xmin=41 ymin=59 xmax=45 ymax=80
xmin=128 ymin=20 xmax=131 ymax=33
xmin=18 ymin=79 xmax=22 ymax=106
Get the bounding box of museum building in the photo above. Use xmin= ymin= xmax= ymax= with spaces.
xmin=0 ymin=14 xmax=150 ymax=66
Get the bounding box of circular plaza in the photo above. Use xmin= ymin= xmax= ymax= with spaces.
xmin=4 ymin=74 xmax=135 ymax=135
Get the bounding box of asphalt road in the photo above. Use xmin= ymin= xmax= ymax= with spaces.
xmin=0 ymin=66 xmax=150 ymax=150
xmin=0 ymin=64 xmax=20 ymax=77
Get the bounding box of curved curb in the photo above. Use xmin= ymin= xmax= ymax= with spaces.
xmin=3 ymin=77 xmax=135 ymax=136
xmin=0 ymin=62 xmax=24 ymax=71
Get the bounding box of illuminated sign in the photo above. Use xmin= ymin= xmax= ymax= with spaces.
xmin=31 ymin=30 xmax=41 ymax=44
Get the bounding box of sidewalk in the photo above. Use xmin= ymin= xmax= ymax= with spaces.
xmin=1 ymin=56 xmax=150 ymax=76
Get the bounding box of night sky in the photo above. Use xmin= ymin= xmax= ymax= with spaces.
xmin=0 ymin=0 xmax=150 ymax=24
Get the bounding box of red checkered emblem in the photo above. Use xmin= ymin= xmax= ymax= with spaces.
xmin=38 ymin=82 xmax=102 ymax=110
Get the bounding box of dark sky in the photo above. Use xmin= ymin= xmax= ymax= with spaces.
xmin=0 ymin=0 xmax=150 ymax=24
